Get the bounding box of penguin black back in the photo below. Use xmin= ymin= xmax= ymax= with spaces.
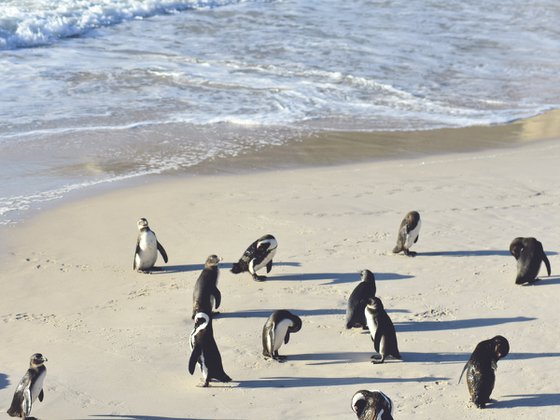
xmin=459 ymin=335 xmax=509 ymax=408
xmin=510 ymin=237 xmax=551 ymax=284
xmin=7 ymin=353 xmax=47 ymax=418
xmin=346 ymin=270 xmax=376 ymax=329
xmin=231 ymin=234 xmax=277 ymax=281
xmin=351 ymin=389 xmax=394 ymax=420
xmin=365 ymin=297 xmax=400 ymax=364
xmin=192 ymin=255 xmax=222 ymax=319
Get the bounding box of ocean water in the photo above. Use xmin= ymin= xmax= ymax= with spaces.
xmin=1 ymin=0 xmax=559 ymax=224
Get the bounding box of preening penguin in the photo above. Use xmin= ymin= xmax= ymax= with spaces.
xmin=459 ymin=335 xmax=509 ymax=408
xmin=365 ymin=297 xmax=401 ymax=364
xmin=192 ymin=255 xmax=222 ymax=320
xmin=346 ymin=270 xmax=377 ymax=329
xmin=509 ymin=237 xmax=551 ymax=284
xmin=392 ymin=211 xmax=421 ymax=256
xmin=189 ymin=312 xmax=232 ymax=387
xmin=231 ymin=234 xmax=278 ymax=281
xmin=262 ymin=310 xmax=302 ymax=361
xmin=351 ymin=389 xmax=394 ymax=420
xmin=133 ymin=218 xmax=168 ymax=273
xmin=7 ymin=353 xmax=47 ymax=418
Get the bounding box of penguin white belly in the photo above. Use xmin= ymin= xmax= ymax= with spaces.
xmin=136 ymin=232 xmax=158 ymax=269
xmin=365 ymin=308 xmax=378 ymax=344
xmin=251 ymin=245 xmax=277 ymax=274
xmin=30 ymin=370 xmax=46 ymax=402
xmin=405 ymin=220 xmax=421 ymax=249
xmin=273 ymin=319 xmax=292 ymax=352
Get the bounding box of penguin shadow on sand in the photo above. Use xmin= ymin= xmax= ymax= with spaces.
xmin=90 ymin=416 xmax=231 ymax=420
xmin=396 ymin=315 xmax=536 ymax=333
xmin=419 ymin=249 xmax=558 ymax=258
xmin=216 ymin=308 xmax=345 ymax=319
xmin=0 ymin=372 xmax=9 ymax=389
xmin=490 ymin=393 xmax=560 ymax=409
xmin=269 ymin=271 xmax=413 ymax=285
xmin=522 ymin=274 xmax=560 ymax=286
xmin=287 ymin=351 xmax=373 ymax=365
xmin=237 ymin=375 xmax=448 ymax=389
xmin=152 ymin=261 xmax=301 ymax=274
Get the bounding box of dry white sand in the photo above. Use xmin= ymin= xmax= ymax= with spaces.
xmin=1 ymin=137 xmax=559 ymax=419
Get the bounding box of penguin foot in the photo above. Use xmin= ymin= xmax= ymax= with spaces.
xmin=371 ymin=355 xmax=385 ymax=364
xmin=253 ymin=275 xmax=267 ymax=282
xmin=404 ymin=250 xmax=417 ymax=257
xmin=273 ymin=355 xmax=288 ymax=362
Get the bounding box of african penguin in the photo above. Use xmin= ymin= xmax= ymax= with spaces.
xmin=459 ymin=335 xmax=509 ymax=408
xmin=7 ymin=353 xmax=47 ymax=418
xmin=509 ymin=237 xmax=551 ymax=285
xmin=133 ymin=217 xmax=168 ymax=273
xmin=262 ymin=310 xmax=302 ymax=361
xmin=192 ymin=255 xmax=222 ymax=320
xmin=231 ymin=234 xmax=278 ymax=281
xmin=346 ymin=269 xmax=377 ymax=329
xmin=351 ymin=389 xmax=394 ymax=420
xmin=189 ymin=312 xmax=232 ymax=387
xmin=365 ymin=297 xmax=401 ymax=364
xmin=392 ymin=211 xmax=421 ymax=256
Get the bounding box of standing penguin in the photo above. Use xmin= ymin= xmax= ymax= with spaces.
xmin=459 ymin=335 xmax=509 ymax=408
xmin=365 ymin=297 xmax=401 ymax=364
xmin=7 ymin=353 xmax=47 ymax=418
xmin=346 ymin=270 xmax=377 ymax=329
xmin=133 ymin=217 xmax=168 ymax=273
xmin=509 ymin=237 xmax=551 ymax=284
xmin=192 ymin=255 xmax=222 ymax=320
xmin=262 ymin=310 xmax=302 ymax=361
xmin=351 ymin=389 xmax=394 ymax=420
xmin=392 ymin=211 xmax=421 ymax=256
xmin=189 ymin=312 xmax=232 ymax=387
xmin=231 ymin=234 xmax=278 ymax=281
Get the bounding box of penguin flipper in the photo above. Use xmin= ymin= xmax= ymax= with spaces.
xmin=458 ymin=361 xmax=469 ymax=384
xmin=157 ymin=241 xmax=168 ymax=263
xmin=38 ymin=388 xmax=44 ymax=402
xmin=542 ymin=252 xmax=551 ymax=276
xmin=133 ymin=243 xmax=141 ymax=270
xmin=214 ymin=288 xmax=222 ymax=310
xmin=266 ymin=260 xmax=273 ymax=273
xmin=414 ymin=234 xmax=419 ymax=244
xmin=188 ymin=345 xmax=202 ymax=375
xmin=284 ymin=331 xmax=290 ymax=345
xmin=373 ymin=328 xmax=382 ymax=353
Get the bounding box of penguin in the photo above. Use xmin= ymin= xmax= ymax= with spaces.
xmin=346 ymin=270 xmax=377 ymax=329
xmin=189 ymin=312 xmax=232 ymax=387
xmin=7 ymin=353 xmax=47 ymax=419
xmin=458 ymin=335 xmax=509 ymax=408
xmin=351 ymin=389 xmax=394 ymax=420
xmin=509 ymin=237 xmax=551 ymax=285
xmin=392 ymin=211 xmax=421 ymax=256
xmin=133 ymin=217 xmax=168 ymax=273
xmin=231 ymin=234 xmax=278 ymax=281
xmin=192 ymin=255 xmax=222 ymax=320
xmin=262 ymin=310 xmax=302 ymax=361
xmin=365 ymin=297 xmax=401 ymax=364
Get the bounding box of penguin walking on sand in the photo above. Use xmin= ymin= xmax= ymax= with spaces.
xmin=231 ymin=234 xmax=278 ymax=281
xmin=392 ymin=211 xmax=421 ymax=256
xmin=133 ymin=217 xmax=168 ymax=273
xmin=7 ymin=353 xmax=47 ymax=419
xmin=351 ymin=389 xmax=394 ymax=420
xmin=189 ymin=312 xmax=232 ymax=387
xmin=346 ymin=270 xmax=377 ymax=329
xmin=192 ymin=255 xmax=222 ymax=320
xmin=262 ymin=310 xmax=302 ymax=361
xmin=509 ymin=237 xmax=551 ymax=284
xmin=459 ymin=335 xmax=509 ymax=408
xmin=365 ymin=297 xmax=401 ymax=364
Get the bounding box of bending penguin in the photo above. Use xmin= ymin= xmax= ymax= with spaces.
xmin=459 ymin=335 xmax=509 ymax=408
xmin=262 ymin=310 xmax=302 ymax=361
xmin=231 ymin=234 xmax=278 ymax=281
xmin=7 ymin=353 xmax=47 ymax=419
xmin=509 ymin=237 xmax=551 ymax=285
xmin=192 ymin=255 xmax=222 ymax=320
xmin=133 ymin=217 xmax=168 ymax=273
xmin=189 ymin=312 xmax=232 ymax=387
xmin=392 ymin=211 xmax=421 ymax=256
xmin=346 ymin=270 xmax=377 ymax=329
xmin=351 ymin=389 xmax=394 ymax=420
xmin=365 ymin=297 xmax=401 ymax=364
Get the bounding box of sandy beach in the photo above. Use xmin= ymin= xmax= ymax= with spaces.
xmin=1 ymin=124 xmax=560 ymax=419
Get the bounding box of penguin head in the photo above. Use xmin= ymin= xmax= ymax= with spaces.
xmin=137 ymin=218 xmax=149 ymax=230
xmin=509 ymin=237 xmax=524 ymax=259
xmin=492 ymin=335 xmax=510 ymax=359
xmin=360 ymin=269 xmax=375 ymax=283
xmin=366 ymin=297 xmax=383 ymax=311
xmin=205 ymin=255 xmax=221 ymax=268
xmin=351 ymin=390 xmax=369 ymax=417
xmin=29 ymin=353 xmax=47 ymax=367
xmin=288 ymin=314 xmax=303 ymax=333
xmin=193 ymin=312 xmax=210 ymax=329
